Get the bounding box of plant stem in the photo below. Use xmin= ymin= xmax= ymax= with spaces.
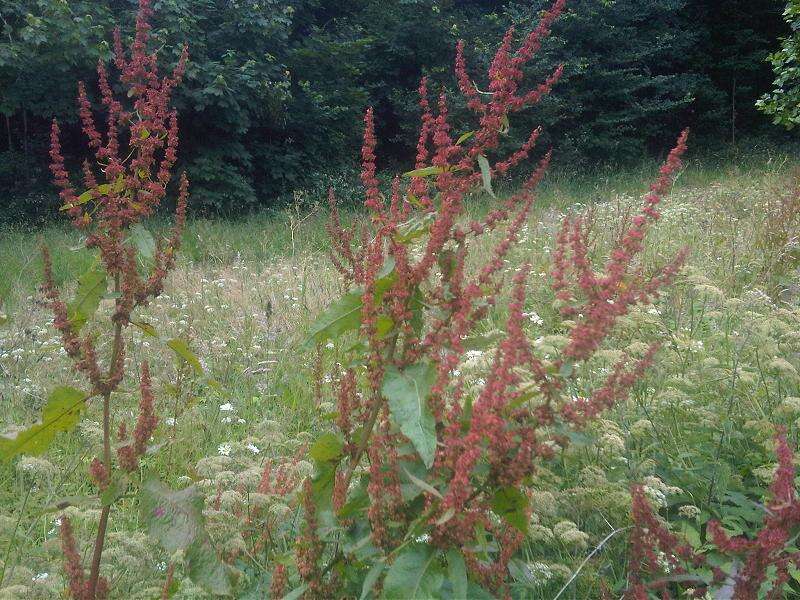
xmin=87 ymin=274 xmax=123 ymax=598
xmin=341 ymin=333 xmax=399 ymax=491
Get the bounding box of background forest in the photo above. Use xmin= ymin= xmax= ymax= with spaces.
xmin=0 ymin=0 xmax=796 ymax=219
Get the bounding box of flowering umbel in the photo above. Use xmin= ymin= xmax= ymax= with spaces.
xmin=43 ymin=1 xmax=188 ymax=597
xmin=311 ymin=0 xmax=690 ymax=596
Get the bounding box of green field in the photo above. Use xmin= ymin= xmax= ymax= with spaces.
xmin=2 ymin=152 xmax=799 ymax=597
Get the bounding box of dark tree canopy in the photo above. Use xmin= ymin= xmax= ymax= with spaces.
xmin=0 ymin=0 xmax=794 ymax=219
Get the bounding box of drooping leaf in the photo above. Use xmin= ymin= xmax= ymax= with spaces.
xmin=140 ymin=478 xmax=233 ymax=596
xmin=359 ymin=562 xmax=385 ymax=600
xmin=401 ymin=466 xmax=442 ymax=499
xmin=476 ymin=154 xmax=495 ymax=198
xmin=129 ymin=223 xmax=156 ymax=262
xmin=446 ymin=549 xmax=468 ymax=600
xmin=0 ymin=386 xmax=86 ymax=461
xmin=382 ymin=544 xmax=442 ymax=599
xmin=382 ymin=362 xmax=437 ymax=468
xmin=166 ymin=338 xmax=204 ymax=375
xmin=309 ymin=432 xmax=343 ymax=463
xmin=490 ymin=486 xmax=528 ymax=533
xmin=132 ymin=320 xmax=159 ymax=338
xmin=67 ymin=264 xmax=107 ymax=331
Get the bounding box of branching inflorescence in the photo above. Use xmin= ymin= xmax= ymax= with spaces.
xmin=43 ymin=1 xmax=188 ymax=597
xmin=303 ymin=0 xmax=692 ymax=596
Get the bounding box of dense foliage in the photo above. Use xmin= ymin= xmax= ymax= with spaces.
xmin=0 ymin=0 xmax=794 ymax=217
xmin=759 ymin=0 xmax=800 ymax=128
xmin=4 ymin=0 xmax=800 ymax=598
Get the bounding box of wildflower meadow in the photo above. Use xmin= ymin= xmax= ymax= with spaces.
xmin=2 ymin=0 xmax=800 ymax=598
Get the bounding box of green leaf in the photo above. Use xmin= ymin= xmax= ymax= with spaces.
xmin=401 ymin=466 xmax=443 ymax=499
xmin=376 ymin=315 xmax=395 ymax=338
xmin=67 ymin=264 xmax=107 ymax=332
xmin=446 ymin=549 xmax=467 ymax=600
xmin=311 ymin=461 xmax=337 ymax=510
xmin=309 ymin=433 xmax=343 ymax=463
xmin=166 ymin=338 xmax=204 ymax=375
xmin=304 ymin=291 xmax=363 ymax=348
xmin=0 ymin=386 xmax=86 ymax=461
xmin=382 ymin=545 xmax=442 ymax=599
xmin=100 ymin=475 xmax=130 ymax=507
xmin=360 ymin=562 xmax=385 ymax=600
xmin=476 ymin=154 xmax=495 ymax=198
xmin=132 ymin=320 xmax=159 ymax=338
xmin=129 ymin=223 xmax=156 ymax=262
xmin=140 ymin=478 xmax=234 ymax=596
xmin=490 ymin=486 xmax=528 ymax=533
xmin=382 ymin=363 xmax=437 ymax=468
xmin=395 ymin=213 xmax=435 ymax=244
xmin=455 ymin=130 xmax=474 ymax=145
xmin=679 ymin=521 xmax=701 ymax=549
xmin=282 ymin=585 xmax=308 ymax=600
xmin=403 ymin=165 xmax=443 ymax=178
xmin=304 ymin=260 xmax=396 ymax=348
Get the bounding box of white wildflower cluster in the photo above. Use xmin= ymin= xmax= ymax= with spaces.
xmin=642 ymin=476 xmax=682 ymax=508
xmin=552 ymin=520 xmax=589 ymax=549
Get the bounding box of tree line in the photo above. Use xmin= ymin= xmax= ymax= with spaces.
xmin=0 ymin=0 xmax=794 ymax=219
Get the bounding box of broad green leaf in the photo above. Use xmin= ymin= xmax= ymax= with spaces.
xmin=360 ymin=562 xmax=385 ymax=600
xmin=403 ymin=165 xmax=443 ymax=178
xmin=67 ymin=264 xmax=107 ymax=331
xmin=382 ymin=545 xmax=442 ymax=599
xmin=140 ymin=479 xmax=233 ymax=596
xmin=129 ymin=223 xmax=156 ymax=262
xmin=166 ymin=338 xmax=204 ymax=375
xmin=304 ymin=291 xmax=363 ymax=348
xmin=304 ymin=259 xmax=396 ymax=348
xmin=446 ymin=549 xmax=467 ymax=600
xmin=309 ymin=432 xmax=343 ymax=463
xmin=0 ymin=386 xmax=86 ymax=461
xmin=679 ymin=521 xmax=701 ymax=549
xmin=490 ymin=486 xmax=528 ymax=533
xmin=382 ymin=362 xmax=437 ymax=468
xmin=186 ymin=534 xmax=235 ymax=596
xmin=311 ymin=461 xmax=337 ymax=510
xmin=376 ymin=315 xmax=395 ymax=338
xmin=455 ymin=130 xmax=474 ymax=145
xmin=476 ymin=154 xmax=495 ymax=198
xmin=139 ymin=127 xmax=151 ymax=140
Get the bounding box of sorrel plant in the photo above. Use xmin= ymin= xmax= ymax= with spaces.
xmin=1 ymin=1 xmax=194 ymax=598
xmin=256 ymin=0 xmax=692 ymax=596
